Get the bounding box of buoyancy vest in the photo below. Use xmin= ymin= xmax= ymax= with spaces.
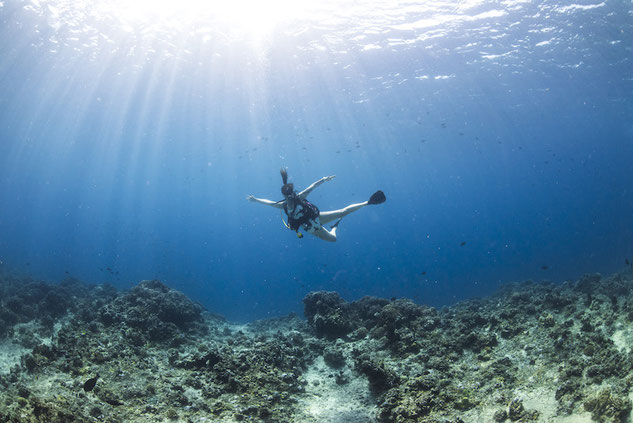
xmin=284 ymin=198 xmax=320 ymax=232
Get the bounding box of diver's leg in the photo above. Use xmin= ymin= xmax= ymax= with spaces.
xmin=312 ymin=226 xmax=337 ymax=242
xmin=319 ymin=201 xmax=368 ymax=225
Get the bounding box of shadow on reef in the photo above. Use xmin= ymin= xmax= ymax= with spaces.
xmin=1 ymin=268 xmax=633 ymax=422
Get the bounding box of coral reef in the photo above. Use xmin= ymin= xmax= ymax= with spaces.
xmin=304 ymin=271 xmax=633 ymax=422
xmin=98 ymin=279 xmax=207 ymax=344
xmin=1 ymin=267 xmax=633 ymax=422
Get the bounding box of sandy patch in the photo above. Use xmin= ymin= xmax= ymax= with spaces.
xmin=611 ymin=324 xmax=633 ymax=352
xmin=0 ymin=338 xmax=29 ymax=374
xmin=296 ymin=356 xmax=376 ymax=423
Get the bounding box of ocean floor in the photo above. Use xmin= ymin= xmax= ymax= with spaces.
xmin=1 ymin=268 xmax=633 ymax=422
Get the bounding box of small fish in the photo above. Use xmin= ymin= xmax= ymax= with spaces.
xmin=460 ymin=241 xmax=466 ymax=247
xmin=541 ymin=265 xmax=549 ymax=270
xmin=626 ymin=258 xmax=630 ymax=266
xmin=83 ymin=374 xmax=99 ymax=392
xmin=421 ymin=271 xmax=427 ymax=276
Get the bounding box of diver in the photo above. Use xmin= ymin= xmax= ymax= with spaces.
xmin=246 ymin=168 xmax=386 ymax=242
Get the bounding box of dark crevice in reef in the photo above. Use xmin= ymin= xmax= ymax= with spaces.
xmin=1 ymin=267 xmax=633 ymax=422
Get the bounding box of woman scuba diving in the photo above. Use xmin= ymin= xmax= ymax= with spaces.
xmin=246 ymin=168 xmax=386 ymax=242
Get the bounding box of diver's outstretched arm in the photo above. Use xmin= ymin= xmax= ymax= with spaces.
xmin=298 ymin=175 xmax=335 ymax=199
xmin=246 ymin=195 xmax=285 ymax=209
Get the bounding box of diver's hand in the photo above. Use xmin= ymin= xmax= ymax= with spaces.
xmin=246 ymin=195 xmax=257 ymax=202
xmin=322 ymin=175 xmax=336 ymax=182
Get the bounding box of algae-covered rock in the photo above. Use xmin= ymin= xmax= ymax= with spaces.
xmin=377 ymin=372 xmax=466 ymax=422
xmin=508 ymin=398 xmax=524 ymax=420
xmin=0 ymin=275 xmax=97 ymax=340
xmin=354 ymin=354 xmax=398 ymax=395
xmin=323 ymin=344 xmax=346 ymax=368
xmin=584 ymin=388 xmax=632 ymax=423
xmin=303 ymin=291 xmax=354 ymax=339
xmin=494 ymin=408 xmax=508 ymax=422
xmin=98 ymin=280 xmax=205 ymax=342
xmin=372 ymin=299 xmax=440 ymax=354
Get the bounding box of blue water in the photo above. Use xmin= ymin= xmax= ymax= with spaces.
xmin=0 ymin=0 xmax=632 ymax=322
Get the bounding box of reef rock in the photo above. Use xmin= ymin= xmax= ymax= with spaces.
xmin=303 ymin=291 xmax=355 ymax=339
xmin=98 ymin=279 xmax=205 ymax=342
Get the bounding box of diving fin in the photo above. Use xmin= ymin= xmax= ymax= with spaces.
xmin=368 ymin=190 xmax=386 ymax=205
xmin=330 ymin=218 xmax=343 ymax=229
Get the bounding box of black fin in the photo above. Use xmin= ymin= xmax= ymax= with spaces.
xmin=331 ymin=218 xmax=343 ymax=229
xmin=368 ymin=190 xmax=386 ymax=205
